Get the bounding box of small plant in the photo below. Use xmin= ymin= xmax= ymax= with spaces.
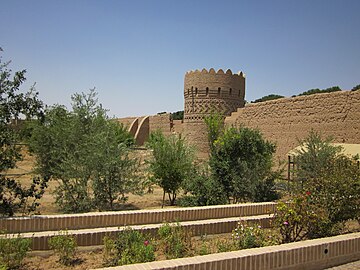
xmin=232 ymin=220 xmax=267 ymax=249
xmin=215 ymin=238 xmax=236 ymax=253
xmin=0 ymin=232 xmax=31 ymax=269
xmin=157 ymin=222 xmax=192 ymax=259
xmin=103 ymin=227 xmax=155 ymax=266
xmin=48 ymin=230 xmax=77 ymax=266
xmin=197 ymin=234 xmax=211 ymax=256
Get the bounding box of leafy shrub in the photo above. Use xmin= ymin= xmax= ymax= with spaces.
xmin=273 ymin=195 xmax=324 ymax=243
xmin=292 ymin=131 xmax=360 ymax=238
xmin=232 ymin=220 xmax=268 ymax=249
xmin=215 ymin=238 xmax=236 ymax=253
xmin=157 ymin=222 xmax=192 ymax=259
xmin=0 ymin=233 xmax=31 ymax=269
xmin=48 ymin=231 xmax=77 ymax=266
xmin=180 ymin=166 xmax=227 ymax=207
xmin=210 ymin=126 xmax=277 ymax=203
xmin=103 ymin=228 xmax=155 ymax=266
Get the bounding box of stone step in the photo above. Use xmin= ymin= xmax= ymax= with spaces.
xmin=0 ymin=202 xmax=279 ymax=233
xmin=6 ymin=214 xmax=273 ymax=250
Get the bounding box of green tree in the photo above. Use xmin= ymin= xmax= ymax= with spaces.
xmin=297 ymin=86 xmax=341 ymax=96
xmin=146 ymin=131 xmax=194 ymax=206
xmin=204 ymin=112 xmax=224 ymax=154
xmin=0 ymin=52 xmax=46 ymax=217
xmin=171 ymin=110 xmax=184 ymax=120
xmin=293 ymin=130 xmax=341 ymax=185
xmin=252 ymin=94 xmax=284 ymax=103
xmin=29 ymin=90 xmax=139 ymax=212
xmin=351 ymin=84 xmax=360 ymax=91
xmin=210 ymin=126 xmax=276 ymax=203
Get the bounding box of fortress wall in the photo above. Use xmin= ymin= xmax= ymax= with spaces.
xmin=116 ymin=117 xmax=139 ymax=128
xmin=225 ymin=90 xmax=360 ymax=162
xmin=172 ymin=120 xmax=184 ymax=135
xmin=149 ymin=113 xmax=172 ymax=136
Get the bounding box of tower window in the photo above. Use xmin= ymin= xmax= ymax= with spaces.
xmin=195 ymin=87 xmax=198 ymax=96
xmin=229 ymin=88 xmax=232 ymax=95
xmin=218 ymin=87 xmax=221 ymax=95
xmin=206 ymin=87 xmax=209 ymax=96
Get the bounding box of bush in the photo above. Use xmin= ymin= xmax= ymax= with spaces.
xmin=48 ymin=231 xmax=77 ymax=266
xmin=292 ymin=131 xmax=360 ymax=237
xmin=231 ymin=220 xmax=273 ymax=249
xmin=272 ymin=193 xmax=322 ymax=243
xmin=103 ymin=228 xmax=155 ymax=266
xmin=157 ymin=222 xmax=192 ymax=259
xmin=0 ymin=233 xmax=31 ymax=269
xmin=210 ymin=126 xmax=277 ymax=203
xmin=180 ymin=166 xmax=227 ymax=207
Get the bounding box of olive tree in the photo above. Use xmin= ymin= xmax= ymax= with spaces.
xmin=146 ymin=131 xmax=194 ymax=206
xmin=0 ymin=51 xmax=46 ymax=216
xmin=29 ymin=90 xmax=139 ymax=212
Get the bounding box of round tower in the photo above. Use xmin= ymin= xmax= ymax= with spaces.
xmin=183 ymin=68 xmax=245 ymax=156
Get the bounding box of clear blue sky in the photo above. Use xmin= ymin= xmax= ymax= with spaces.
xmin=1 ymin=0 xmax=359 ymax=117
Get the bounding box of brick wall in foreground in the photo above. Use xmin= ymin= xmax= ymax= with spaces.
xmin=96 ymin=232 xmax=360 ymax=270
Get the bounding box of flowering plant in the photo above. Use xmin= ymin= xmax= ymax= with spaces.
xmin=231 ymin=219 xmax=266 ymax=249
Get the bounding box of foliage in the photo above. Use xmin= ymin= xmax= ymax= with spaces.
xmin=215 ymin=238 xmax=236 ymax=253
xmin=252 ymin=94 xmax=284 ymax=103
xmin=48 ymin=231 xmax=77 ymax=266
xmin=103 ymin=228 xmax=155 ymax=266
xmin=0 ymin=53 xmax=46 ymax=217
xmin=351 ymin=84 xmax=360 ymax=91
xmin=157 ymin=222 xmax=192 ymax=259
xmin=0 ymin=232 xmax=31 ymax=270
xmin=281 ymin=131 xmax=360 ymax=241
xmin=301 ymin=157 xmax=360 ymax=238
xmin=273 ymin=196 xmax=320 ymax=243
xmin=204 ymin=112 xmax=224 ymax=153
xmin=180 ymin=165 xmax=227 ymax=207
xmin=171 ymin=110 xmax=184 ymax=120
xmin=297 ymin=86 xmax=341 ymax=96
xmin=232 ymin=220 xmax=267 ymax=249
xmin=253 ymin=171 xmax=281 ymax=202
xmin=210 ymin=126 xmax=277 ymax=203
xmin=29 ymin=90 xmax=139 ymax=212
xmin=293 ymin=130 xmax=341 ymax=186
xmin=146 ymin=131 xmax=194 ymax=206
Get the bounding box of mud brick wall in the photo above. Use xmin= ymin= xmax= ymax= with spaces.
xmin=225 ymin=90 xmax=360 ymax=162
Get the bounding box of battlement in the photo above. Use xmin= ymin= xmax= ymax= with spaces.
xmin=184 ymin=68 xmax=245 ymax=97
xmin=185 ymin=68 xmax=245 ymax=78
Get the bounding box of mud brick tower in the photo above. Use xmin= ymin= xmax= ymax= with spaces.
xmin=183 ymin=68 xmax=246 ymax=156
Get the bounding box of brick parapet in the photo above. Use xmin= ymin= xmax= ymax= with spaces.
xmin=0 ymin=202 xmax=277 ymax=234
xmin=95 ymin=232 xmax=360 ymax=270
